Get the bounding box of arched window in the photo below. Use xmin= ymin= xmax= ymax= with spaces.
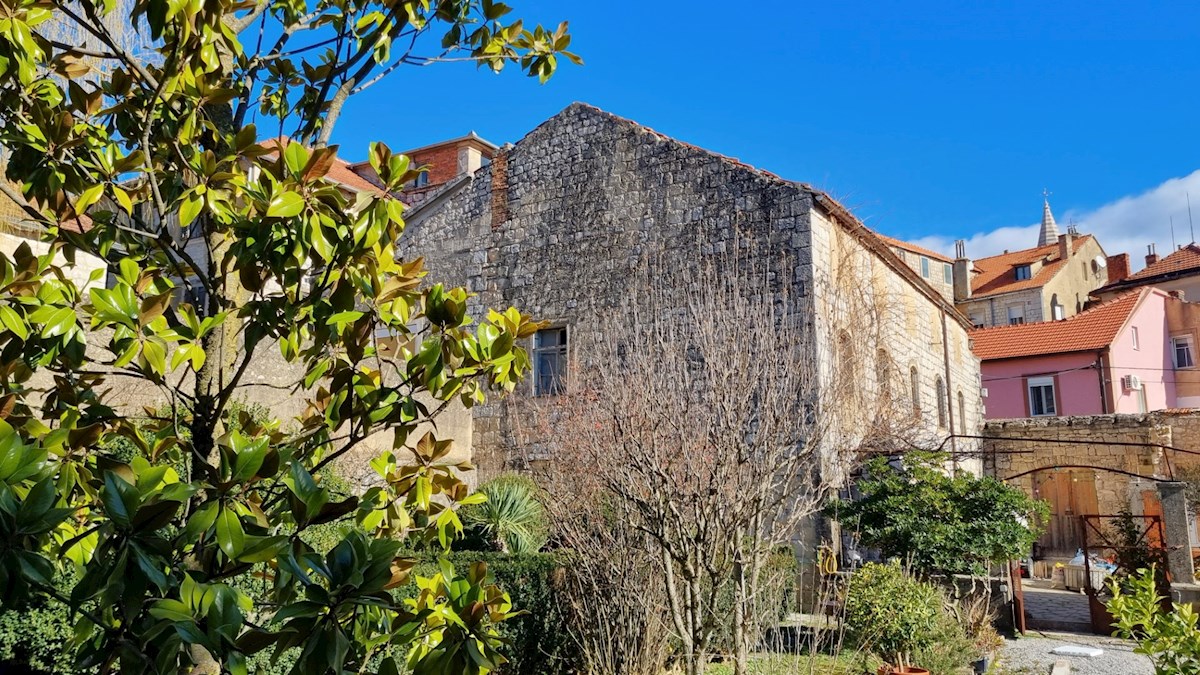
xmin=958 ymin=390 xmax=966 ymax=435
xmin=910 ymin=366 xmax=921 ymax=418
xmin=936 ymin=377 xmax=947 ymax=429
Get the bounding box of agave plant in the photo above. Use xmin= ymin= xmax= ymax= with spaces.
xmin=463 ymin=475 xmax=550 ymax=554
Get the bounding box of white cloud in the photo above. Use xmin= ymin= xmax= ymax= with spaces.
xmin=906 ymin=169 xmax=1200 ymax=271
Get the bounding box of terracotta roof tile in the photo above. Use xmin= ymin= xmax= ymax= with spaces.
xmin=969 ymin=288 xmax=1147 ymax=360
xmin=875 ymin=233 xmax=953 ymax=263
xmin=1118 ymin=243 xmax=1200 ymax=283
xmin=970 ymin=235 xmax=1093 ymax=298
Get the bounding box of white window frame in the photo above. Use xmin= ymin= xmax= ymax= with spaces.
xmin=920 ymin=256 xmax=930 ymax=278
xmin=1027 ymin=376 xmax=1056 ymax=417
xmin=1173 ymin=336 xmax=1196 ymax=369
xmin=1131 ymin=326 xmax=1140 ymax=350
xmin=943 ymin=263 xmax=953 ymax=284
xmin=1007 ymin=306 xmax=1025 ymax=326
xmin=1015 ymin=265 xmax=1032 ymax=281
xmin=532 ymin=326 xmax=568 ymax=397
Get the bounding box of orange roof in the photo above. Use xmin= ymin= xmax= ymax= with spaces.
xmin=876 ymin=233 xmax=953 ymax=263
xmin=1117 ymin=243 xmax=1200 ymax=284
xmin=969 ymin=288 xmax=1147 ymax=360
xmin=261 ymin=138 xmax=386 ymax=195
xmin=970 ymin=235 xmax=1093 ymax=298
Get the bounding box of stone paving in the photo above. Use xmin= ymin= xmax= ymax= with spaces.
xmin=1023 ymin=580 xmax=1092 ymax=632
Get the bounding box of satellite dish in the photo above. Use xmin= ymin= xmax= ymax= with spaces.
xmin=1094 ymin=255 xmax=1107 ymax=268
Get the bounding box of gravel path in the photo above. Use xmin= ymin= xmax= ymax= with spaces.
xmin=995 ymin=631 xmax=1153 ymax=674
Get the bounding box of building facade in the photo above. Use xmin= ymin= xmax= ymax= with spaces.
xmin=953 ymin=201 xmax=1109 ymax=328
xmin=972 ymin=288 xmax=1181 ymax=419
xmin=399 ymin=103 xmax=983 ymax=478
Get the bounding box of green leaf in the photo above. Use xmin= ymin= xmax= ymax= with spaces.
xmin=216 ymin=506 xmax=245 ymax=558
xmin=266 ymin=191 xmax=305 ymax=218
xmin=178 ymin=193 xmax=202 ymax=228
xmin=150 ymin=599 xmax=193 ymax=623
xmin=0 ymin=305 xmax=28 ymax=340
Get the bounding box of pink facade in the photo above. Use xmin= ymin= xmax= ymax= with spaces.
xmin=1107 ymin=297 xmax=1175 ymax=413
xmin=980 ymin=290 xmax=1177 ymax=419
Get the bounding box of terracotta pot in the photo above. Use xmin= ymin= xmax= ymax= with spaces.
xmin=876 ymin=667 xmax=931 ymax=675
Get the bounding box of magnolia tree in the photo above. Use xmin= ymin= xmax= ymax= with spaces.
xmin=0 ymin=0 xmax=576 ymax=672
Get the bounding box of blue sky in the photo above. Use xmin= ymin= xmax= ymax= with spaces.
xmin=330 ymin=1 xmax=1200 ymax=265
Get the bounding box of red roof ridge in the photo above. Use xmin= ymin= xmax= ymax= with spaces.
xmin=875 ymin=233 xmax=954 ymax=263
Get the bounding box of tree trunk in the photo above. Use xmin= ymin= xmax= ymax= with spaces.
xmin=732 ymin=550 xmax=749 ymax=675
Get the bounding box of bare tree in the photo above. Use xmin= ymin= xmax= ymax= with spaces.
xmin=521 ymin=228 xmax=923 ymax=675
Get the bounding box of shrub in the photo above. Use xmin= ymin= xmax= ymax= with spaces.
xmin=844 ymin=562 xmax=952 ymax=672
xmin=403 ymin=551 xmax=575 ymax=675
xmin=460 ymin=474 xmax=550 ymax=554
xmin=830 ymin=452 xmax=1049 ymax=576
xmin=1108 ymin=566 xmax=1200 ymax=674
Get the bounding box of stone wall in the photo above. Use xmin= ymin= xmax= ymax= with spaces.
xmin=401 ymin=102 xmax=983 ymax=477
xmin=983 ymin=411 xmax=1200 ymax=552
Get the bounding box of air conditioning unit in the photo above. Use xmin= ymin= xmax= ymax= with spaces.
xmin=1121 ymin=374 xmax=1143 ymax=391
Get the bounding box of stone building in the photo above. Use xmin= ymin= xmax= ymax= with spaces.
xmin=952 ymin=199 xmax=1110 ymax=328
xmin=398 ymin=102 xmax=983 ymax=476
xmin=878 ymin=234 xmax=955 ymax=301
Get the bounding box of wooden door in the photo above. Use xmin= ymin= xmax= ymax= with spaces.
xmin=1032 ymin=469 xmax=1099 ymax=556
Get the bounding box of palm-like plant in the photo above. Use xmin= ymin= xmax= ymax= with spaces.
xmin=462 ymin=475 xmax=549 ymax=554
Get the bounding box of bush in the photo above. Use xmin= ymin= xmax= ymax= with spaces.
xmin=459 ymin=474 xmax=549 ymax=554
xmin=831 ymin=452 xmax=1049 ymax=576
xmin=845 ymin=562 xmax=962 ymax=672
xmin=0 ymin=578 xmax=83 ymax=674
xmin=1108 ymin=566 xmax=1200 ymax=674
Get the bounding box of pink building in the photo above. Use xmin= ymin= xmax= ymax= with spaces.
xmin=971 ymin=288 xmax=1177 ymax=419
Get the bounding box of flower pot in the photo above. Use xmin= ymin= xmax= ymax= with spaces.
xmin=876 ymin=666 xmax=931 ymax=675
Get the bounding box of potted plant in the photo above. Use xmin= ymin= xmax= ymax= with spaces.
xmin=844 ymin=562 xmax=942 ymax=675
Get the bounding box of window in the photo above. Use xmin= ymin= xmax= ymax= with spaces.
xmin=1050 ymin=294 xmax=1064 ymax=321
xmin=957 ymin=391 xmax=966 ymax=435
xmin=1027 ymin=376 xmax=1056 ymax=417
xmin=935 ymin=377 xmax=947 ymax=429
xmin=1007 ymin=306 xmax=1025 ymax=325
xmin=532 ymin=327 xmax=568 ymax=396
xmin=1173 ymin=336 xmax=1195 ymax=369
xmin=943 ymin=263 xmax=953 ymax=284
xmin=1131 ymin=326 xmax=1140 ymax=350
xmin=1015 ymin=265 xmax=1032 ymax=281
xmin=414 ymin=172 xmax=430 ymax=188
xmin=910 ymin=366 xmax=921 ymax=418
xmin=969 ymin=312 xmax=985 ymax=328
xmin=920 ymin=256 xmax=930 ymax=278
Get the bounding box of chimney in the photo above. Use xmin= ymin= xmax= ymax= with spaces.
xmin=952 ymin=239 xmax=972 ymax=302
xmin=1058 ymin=231 xmax=1074 ymax=261
xmin=457 ymin=145 xmax=483 ymax=177
xmin=1106 ymin=253 xmax=1130 ymax=284
xmin=1146 ymin=243 xmax=1159 ymax=267
xmin=489 ymin=143 xmax=512 ymax=230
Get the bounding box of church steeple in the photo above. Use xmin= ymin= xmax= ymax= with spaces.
xmin=1038 ymin=190 xmax=1059 ymax=247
